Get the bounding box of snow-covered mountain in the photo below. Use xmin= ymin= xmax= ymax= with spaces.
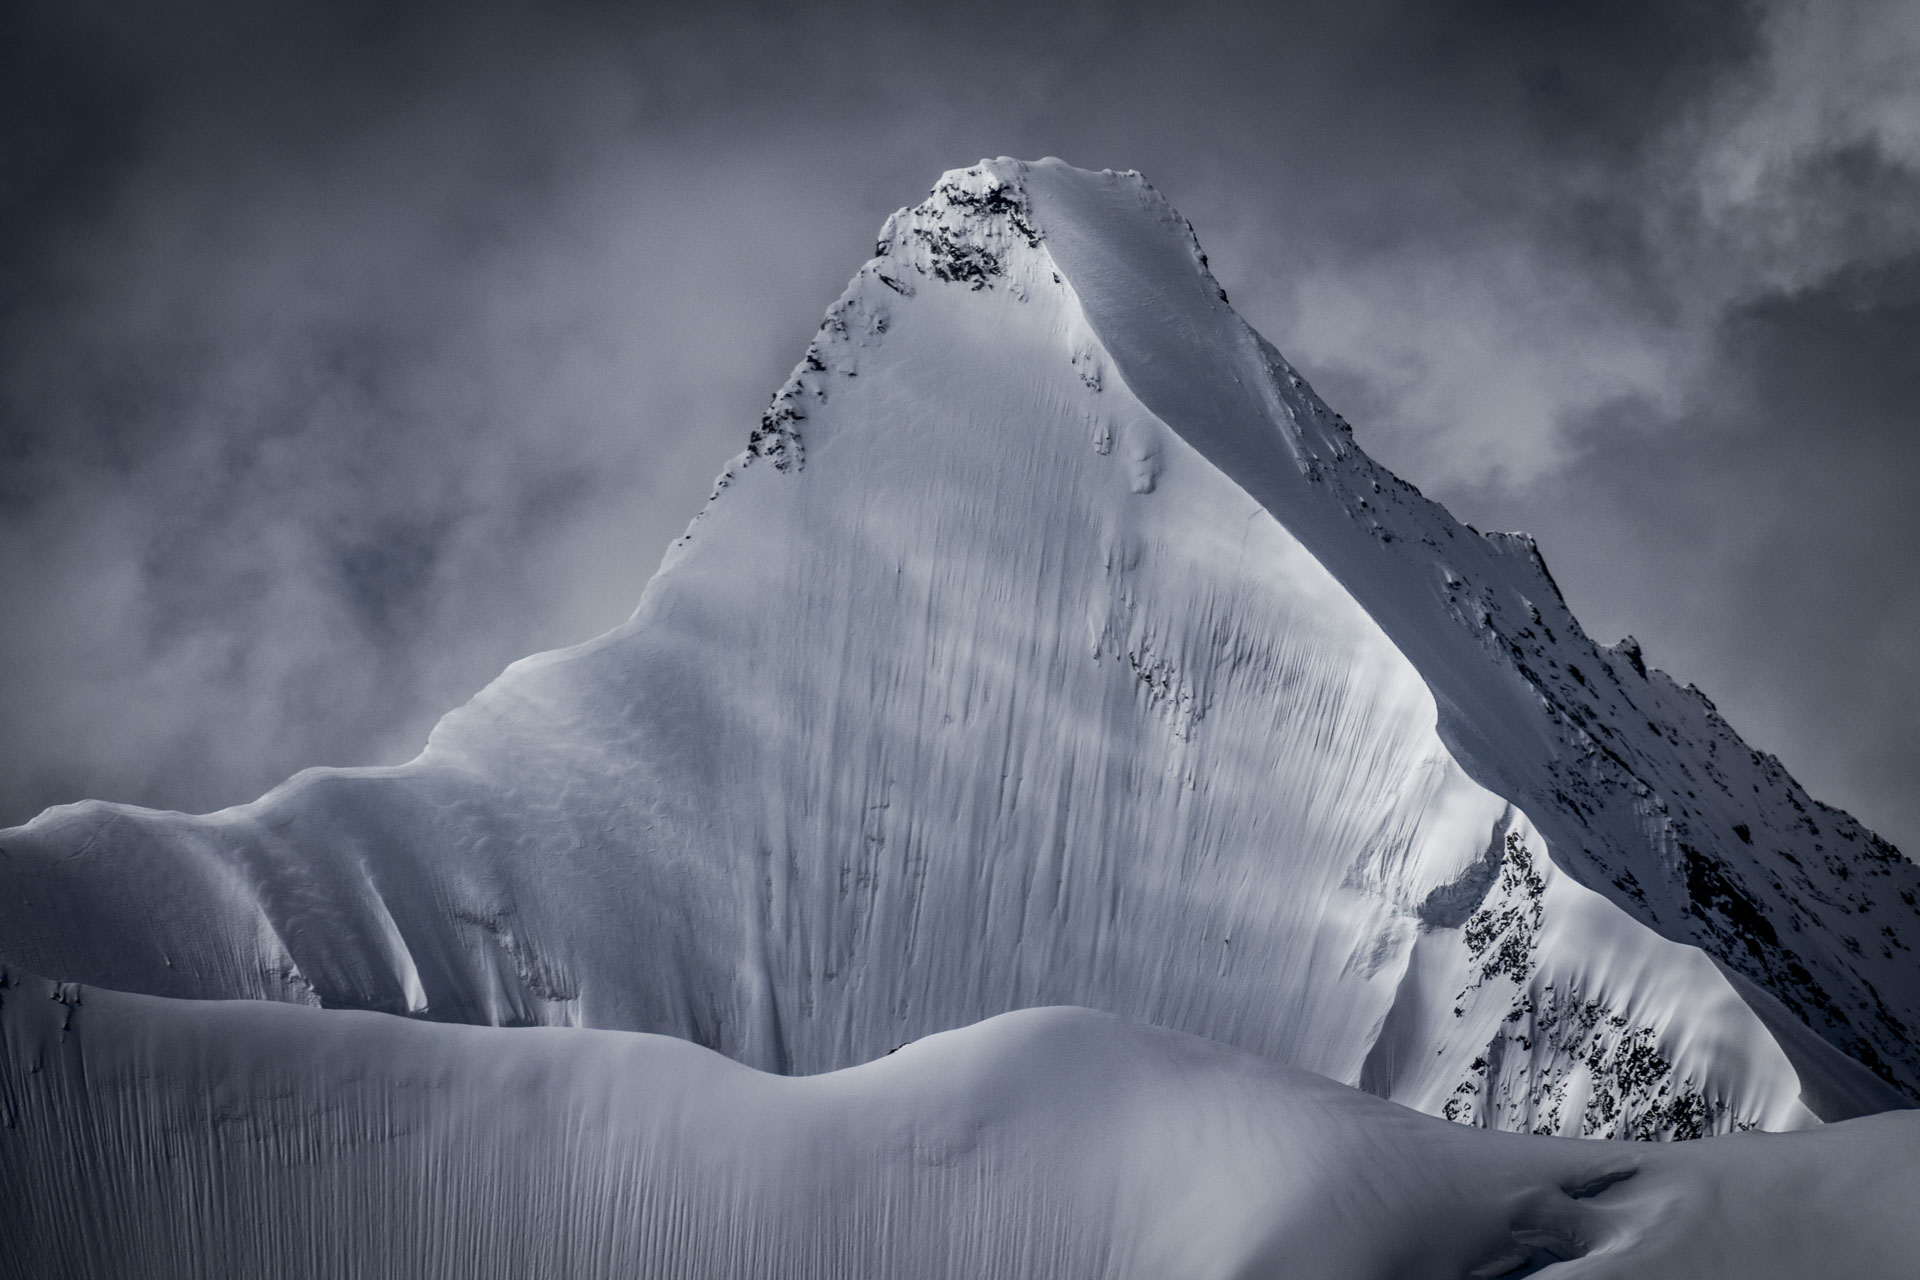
xmin=2 ymin=159 xmax=1915 ymax=1154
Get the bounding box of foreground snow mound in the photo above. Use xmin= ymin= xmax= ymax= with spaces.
xmin=3 ymin=977 xmax=1916 ymax=1280
xmin=0 ymin=159 xmax=1913 ymax=1135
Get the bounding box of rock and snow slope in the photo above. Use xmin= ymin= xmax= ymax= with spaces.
xmin=5 ymin=978 xmax=1918 ymax=1280
xmin=1 ymin=159 xmax=1914 ymax=1142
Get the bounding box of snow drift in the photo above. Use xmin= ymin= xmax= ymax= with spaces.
xmin=1 ymin=160 xmax=1914 ymax=1150
xmin=5 ymin=973 xmax=1917 ymax=1280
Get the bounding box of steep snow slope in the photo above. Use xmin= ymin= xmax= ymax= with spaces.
xmin=5 ymin=975 xmax=1918 ymax=1280
xmin=1019 ymin=162 xmax=1920 ymax=1106
xmin=0 ymin=160 xmax=1912 ymax=1135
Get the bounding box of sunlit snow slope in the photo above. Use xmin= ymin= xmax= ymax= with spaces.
xmin=1 ymin=159 xmax=1914 ymax=1137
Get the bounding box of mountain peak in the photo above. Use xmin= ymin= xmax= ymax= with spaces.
xmin=879 ymin=161 xmax=1045 ymax=281
xmin=3 ymin=159 xmax=1914 ymax=1137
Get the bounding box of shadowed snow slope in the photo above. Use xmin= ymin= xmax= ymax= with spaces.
xmin=3 ymin=980 xmax=1917 ymax=1280
xmin=0 ymin=160 xmax=1914 ymax=1141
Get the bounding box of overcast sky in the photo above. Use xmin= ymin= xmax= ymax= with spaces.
xmin=4 ymin=0 xmax=1917 ymax=853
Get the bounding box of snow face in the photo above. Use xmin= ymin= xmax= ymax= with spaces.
xmin=0 ymin=160 xmax=1912 ymax=1138
xmin=5 ymin=975 xmax=1918 ymax=1280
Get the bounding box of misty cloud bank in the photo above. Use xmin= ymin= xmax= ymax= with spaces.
xmin=3 ymin=0 xmax=1916 ymax=851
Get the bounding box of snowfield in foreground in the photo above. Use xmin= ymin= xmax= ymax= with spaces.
xmin=2 ymin=157 xmax=1917 ymax=1274
xmin=5 ymin=975 xmax=1916 ymax=1280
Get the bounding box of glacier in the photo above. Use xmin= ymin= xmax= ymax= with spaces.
xmin=2 ymin=155 xmax=1918 ymax=1275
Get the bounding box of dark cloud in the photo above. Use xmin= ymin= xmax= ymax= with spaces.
xmin=3 ymin=0 xmax=1914 ymax=854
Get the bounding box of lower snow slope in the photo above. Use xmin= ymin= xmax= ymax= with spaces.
xmin=0 ymin=160 xmax=1911 ymax=1136
xmin=3 ymin=976 xmax=1917 ymax=1280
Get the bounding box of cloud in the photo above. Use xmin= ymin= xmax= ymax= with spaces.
xmin=0 ymin=6 xmax=882 ymax=818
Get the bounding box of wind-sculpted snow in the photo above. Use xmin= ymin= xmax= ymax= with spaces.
xmin=4 ymin=977 xmax=1918 ymax=1280
xmin=0 ymin=160 xmax=1914 ymax=1142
